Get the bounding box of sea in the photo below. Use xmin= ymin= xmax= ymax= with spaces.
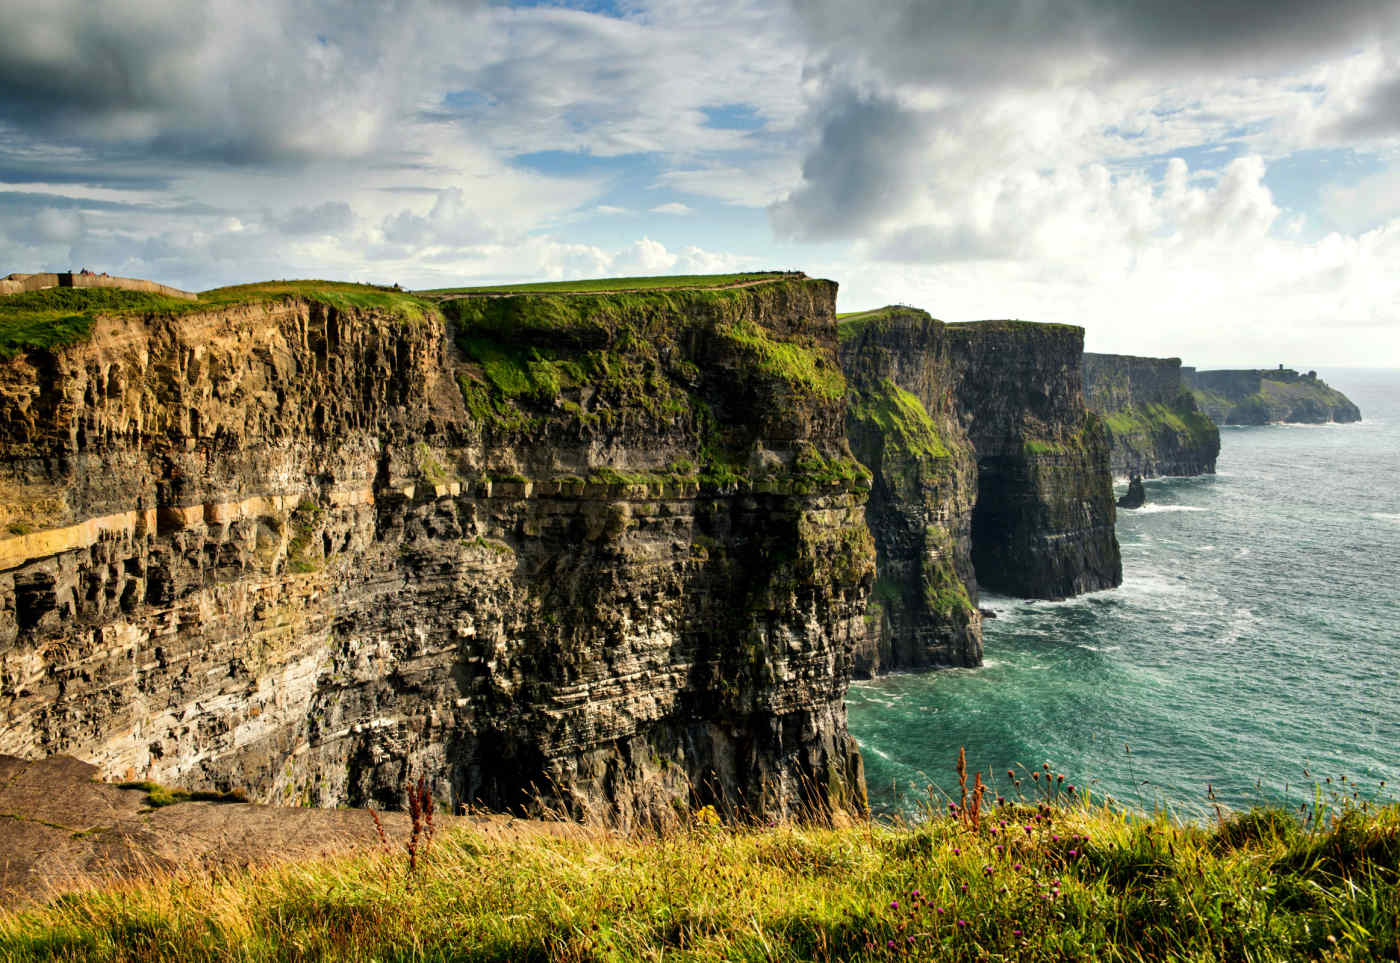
xmin=847 ymin=368 xmax=1400 ymax=819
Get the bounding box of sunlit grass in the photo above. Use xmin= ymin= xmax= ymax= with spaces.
xmin=2 ymin=789 xmax=1395 ymax=962
xmin=421 ymin=272 xmax=798 ymax=295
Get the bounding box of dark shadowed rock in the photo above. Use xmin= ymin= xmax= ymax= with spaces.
xmin=1117 ymin=475 xmax=1146 ymax=509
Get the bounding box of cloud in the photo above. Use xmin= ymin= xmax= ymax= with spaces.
xmin=381 ymin=189 xmax=502 ymax=249
xmin=0 ymin=0 xmax=488 ymax=165
xmin=1320 ymin=166 xmax=1400 ymax=232
xmin=788 ymin=0 xmax=1400 ymax=90
xmin=274 ymin=202 xmax=355 ymax=237
xmin=649 ymin=202 xmax=694 ymax=215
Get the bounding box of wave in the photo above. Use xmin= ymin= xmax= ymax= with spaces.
xmin=1371 ymin=513 xmax=1400 ymax=525
xmin=1126 ymin=504 xmax=1205 ymax=514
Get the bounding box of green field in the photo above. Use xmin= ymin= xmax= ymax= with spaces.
xmin=1 ymin=788 xmax=1395 ymax=962
xmin=421 ymin=272 xmax=799 ymax=296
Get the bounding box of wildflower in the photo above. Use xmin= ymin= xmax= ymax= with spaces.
xmin=1068 ymin=849 xmax=1078 ymax=857
xmin=1013 ymin=929 xmax=1023 ymax=937
xmin=960 ymin=884 xmax=967 ymax=893
xmin=890 ymin=900 xmax=899 ymax=909
xmin=952 ymin=847 xmax=961 ymax=855
xmin=887 ymin=940 xmax=895 ymax=949
xmin=912 ymin=889 xmax=920 ymax=898
xmin=957 ymin=919 xmax=968 ymax=928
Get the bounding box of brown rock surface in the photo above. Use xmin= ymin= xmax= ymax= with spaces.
xmin=0 ymin=753 xmax=514 ymax=909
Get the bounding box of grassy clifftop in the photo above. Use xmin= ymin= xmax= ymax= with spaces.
xmin=0 ymin=281 xmax=434 ymax=361
xmin=2 ymin=791 xmax=1395 ymax=961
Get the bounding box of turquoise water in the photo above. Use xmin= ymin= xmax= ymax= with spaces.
xmin=848 ymin=368 xmax=1400 ymax=817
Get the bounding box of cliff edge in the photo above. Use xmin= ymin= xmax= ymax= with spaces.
xmin=1083 ymin=353 xmax=1219 ymax=477
xmin=836 ymin=309 xmax=1122 ymax=676
xmin=1183 ymin=367 xmax=1362 ymax=425
xmin=0 ymin=277 xmax=872 ymax=824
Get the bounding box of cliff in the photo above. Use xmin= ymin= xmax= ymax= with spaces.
xmin=0 ymin=277 xmax=873 ymax=824
xmin=946 ymin=322 xmax=1121 ymax=600
xmin=835 ymin=310 xmax=1121 ymax=677
xmin=1183 ymin=368 xmax=1362 ymax=425
xmin=1082 ymin=353 xmax=1219 ymax=477
xmin=837 ymin=309 xmax=981 ymax=676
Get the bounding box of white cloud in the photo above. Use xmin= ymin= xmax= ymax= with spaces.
xmin=649 ymin=202 xmax=694 ymax=215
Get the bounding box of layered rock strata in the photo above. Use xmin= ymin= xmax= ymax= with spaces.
xmin=1082 ymin=353 xmax=1220 ymax=477
xmin=946 ymin=322 xmax=1122 ymax=600
xmin=836 ymin=311 xmax=1121 ymax=676
xmin=1183 ymin=368 xmax=1361 ymax=425
xmin=0 ymin=279 xmax=873 ymax=823
xmin=838 ymin=309 xmax=981 ymax=676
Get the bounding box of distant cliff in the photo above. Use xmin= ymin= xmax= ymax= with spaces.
xmin=1083 ymin=353 xmax=1219 ymax=477
xmin=838 ymin=310 xmax=1120 ymax=676
xmin=946 ymin=322 xmax=1121 ymax=600
xmin=1182 ymin=368 xmax=1361 ymax=425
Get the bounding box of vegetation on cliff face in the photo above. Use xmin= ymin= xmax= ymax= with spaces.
xmin=837 ymin=306 xmax=982 ymax=673
xmin=1187 ymin=369 xmax=1361 ymax=425
xmin=3 ymin=789 xmax=1395 ymax=962
xmin=442 ymin=280 xmax=852 ymax=488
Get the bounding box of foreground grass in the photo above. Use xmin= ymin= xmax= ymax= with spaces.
xmin=2 ymin=797 xmax=1396 ymax=962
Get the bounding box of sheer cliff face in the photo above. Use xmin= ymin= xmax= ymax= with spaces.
xmin=1082 ymin=353 xmax=1219 ymax=478
xmin=0 ymin=279 xmax=873 ymax=823
xmin=838 ymin=310 xmax=981 ymax=677
xmin=1184 ymin=368 xmax=1362 ymax=425
xmin=836 ymin=312 xmax=1121 ymax=677
xmin=947 ymin=323 xmax=1122 ymax=600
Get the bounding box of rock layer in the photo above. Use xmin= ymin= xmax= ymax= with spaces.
xmin=947 ymin=322 xmax=1122 ymax=600
xmin=837 ymin=311 xmax=1121 ymax=677
xmin=838 ymin=309 xmax=981 ymax=676
xmin=1183 ymin=368 xmax=1361 ymax=425
xmin=0 ymin=279 xmax=873 ymax=823
xmin=1082 ymin=353 xmax=1219 ymax=477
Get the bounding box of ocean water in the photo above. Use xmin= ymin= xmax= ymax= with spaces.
xmin=848 ymin=368 xmax=1400 ymax=818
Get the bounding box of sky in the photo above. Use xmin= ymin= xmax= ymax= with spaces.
xmin=2 ymin=0 xmax=1398 ymax=366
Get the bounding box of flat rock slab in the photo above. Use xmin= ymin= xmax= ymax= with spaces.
xmin=0 ymin=754 xmax=554 ymax=910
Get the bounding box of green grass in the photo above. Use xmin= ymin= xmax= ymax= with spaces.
xmin=0 ymin=281 xmax=435 ymax=361
xmin=3 ymin=793 xmax=1395 ymax=961
xmin=114 ymin=781 xmax=247 ymax=809
xmin=0 ymin=289 xmax=192 ymax=360
xmin=848 ymin=378 xmax=951 ymax=464
xmin=420 ymin=272 xmax=798 ymax=296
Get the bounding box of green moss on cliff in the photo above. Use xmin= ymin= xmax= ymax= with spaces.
xmin=848 ymin=379 xmax=950 ymax=463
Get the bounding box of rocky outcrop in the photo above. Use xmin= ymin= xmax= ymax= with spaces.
xmin=1182 ymin=367 xmax=1361 ymax=425
xmin=1117 ymin=476 xmax=1146 ymax=509
xmin=946 ymin=322 xmax=1121 ymax=600
xmin=1083 ymin=353 xmax=1219 ymax=477
xmin=0 ymin=278 xmax=873 ymax=824
xmin=836 ymin=311 xmax=1121 ymax=677
xmin=838 ymin=309 xmax=981 ymax=677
